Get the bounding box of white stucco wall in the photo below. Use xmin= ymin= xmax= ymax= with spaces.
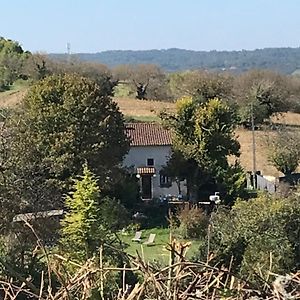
xmin=123 ymin=145 xmax=186 ymax=199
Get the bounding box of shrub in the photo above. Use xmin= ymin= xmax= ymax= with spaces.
xmin=177 ymin=205 xmax=209 ymax=239
xmin=267 ymin=129 xmax=300 ymax=175
xmin=60 ymin=165 xmax=128 ymax=261
xmin=197 ymin=193 xmax=300 ymax=284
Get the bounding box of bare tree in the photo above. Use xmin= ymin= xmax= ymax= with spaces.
xmin=113 ymin=64 xmax=170 ymax=100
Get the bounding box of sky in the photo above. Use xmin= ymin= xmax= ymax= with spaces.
xmin=1 ymin=0 xmax=300 ymax=53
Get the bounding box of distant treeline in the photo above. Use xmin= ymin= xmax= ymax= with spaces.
xmin=3 ymin=36 xmax=300 ymax=128
xmin=51 ymin=47 xmax=300 ymax=74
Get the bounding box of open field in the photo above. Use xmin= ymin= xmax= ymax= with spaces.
xmin=1 ymin=89 xmax=300 ymax=176
xmin=237 ymin=113 xmax=300 ymax=176
xmin=115 ymin=97 xmax=175 ymax=122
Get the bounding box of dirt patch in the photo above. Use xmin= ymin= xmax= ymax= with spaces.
xmin=0 ymin=90 xmax=27 ymax=107
xmin=114 ymin=97 xmax=175 ymax=117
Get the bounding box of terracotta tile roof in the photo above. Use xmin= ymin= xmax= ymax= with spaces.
xmin=125 ymin=123 xmax=172 ymax=146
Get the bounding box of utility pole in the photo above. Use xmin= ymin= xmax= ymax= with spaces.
xmin=251 ymin=101 xmax=257 ymax=189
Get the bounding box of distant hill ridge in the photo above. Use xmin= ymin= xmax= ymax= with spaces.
xmin=50 ymin=47 xmax=300 ymax=74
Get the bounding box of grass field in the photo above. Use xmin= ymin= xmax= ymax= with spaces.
xmin=119 ymin=227 xmax=201 ymax=264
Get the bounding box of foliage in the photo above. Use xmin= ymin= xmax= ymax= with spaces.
xmin=161 ymin=150 xmax=196 ymax=195
xmin=172 ymin=97 xmax=240 ymax=169
xmin=267 ymin=129 xmax=300 ymax=175
xmin=234 ymin=70 xmax=295 ymax=126
xmin=108 ymin=169 xmax=141 ymax=210
xmin=169 ymin=70 xmax=234 ymax=102
xmin=22 ymin=52 xmax=114 ymax=88
xmin=162 ymin=96 xmax=243 ymax=202
xmin=0 ymin=119 xmax=63 ymax=233
xmin=18 ymin=73 xmax=129 ymax=187
xmin=61 ymin=165 xmax=128 ymax=261
xmin=0 ymin=37 xmax=31 ymax=91
xmin=0 ymin=73 xmax=130 ymax=237
xmin=214 ymin=161 xmax=246 ymax=205
xmin=176 ymin=205 xmax=209 ymax=239
xmin=199 ymin=194 xmax=300 ymax=283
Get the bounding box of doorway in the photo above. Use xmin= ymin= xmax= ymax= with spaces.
xmin=141 ymin=175 xmax=152 ymax=200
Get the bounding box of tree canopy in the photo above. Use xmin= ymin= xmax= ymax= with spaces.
xmin=267 ymin=129 xmax=300 ymax=175
xmin=234 ymin=70 xmax=296 ymax=126
xmin=169 ymin=70 xmax=234 ymax=102
xmin=113 ymin=64 xmax=170 ymax=100
xmin=162 ymin=96 xmax=244 ymax=202
xmin=20 ymin=73 xmax=129 ymax=183
xmin=0 ymin=37 xmax=31 ymax=90
xmin=0 ymin=73 xmax=129 ymax=227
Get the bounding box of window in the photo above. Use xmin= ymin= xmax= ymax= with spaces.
xmin=160 ymin=174 xmax=172 ymax=188
xmin=147 ymin=158 xmax=154 ymax=166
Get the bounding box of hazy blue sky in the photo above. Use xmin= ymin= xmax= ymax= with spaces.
xmin=1 ymin=0 xmax=300 ymax=53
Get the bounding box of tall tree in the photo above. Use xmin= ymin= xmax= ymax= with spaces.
xmin=162 ymin=96 xmax=244 ymax=202
xmin=19 ymin=73 xmax=129 ymax=183
xmin=170 ymin=97 xmax=240 ymax=169
xmin=0 ymin=73 xmax=129 ymax=227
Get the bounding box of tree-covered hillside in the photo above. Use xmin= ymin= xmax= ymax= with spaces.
xmin=51 ymin=47 xmax=300 ymax=73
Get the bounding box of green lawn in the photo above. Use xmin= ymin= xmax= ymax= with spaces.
xmin=119 ymin=227 xmax=201 ymax=264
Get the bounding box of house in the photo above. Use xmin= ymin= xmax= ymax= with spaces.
xmin=124 ymin=123 xmax=186 ymax=200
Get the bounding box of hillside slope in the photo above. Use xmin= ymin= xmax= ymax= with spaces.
xmin=51 ymin=47 xmax=300 ymax=73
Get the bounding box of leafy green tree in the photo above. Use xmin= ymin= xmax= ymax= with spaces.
xmin=267 ymin=129 xmax=300 ymax=175
xmin=19 ymin=73 xmax=129 ymax=185
xmin=161 ymin=150 xmax=196 ymax=196
xmin=60 ymin=165 xmax=128 ymax=261
xmin=168 ymin=70 xmax=234 ymax=102
xmin=234 ymin=70 xmax=293 ymax=126
xmin=162 ymin=96 xmax=244 ymax=202
xmin=0 ymin=73 xmax=129 ymax=230
xmin=0 ymin=37 xmax=31 ymax=90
